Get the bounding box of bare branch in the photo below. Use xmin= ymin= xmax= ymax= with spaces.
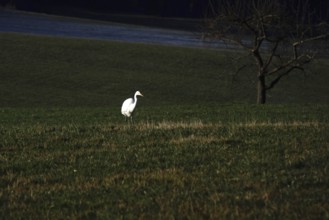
xmin=267 ymin=53 xmax=312 ymax=76
xmin=293 ymin=34 xmax=329 ymax=47
xmin=264 ymin=40 xmax=280 ymax=70
xmin=266 ymin=66 xmax=303 ymax=90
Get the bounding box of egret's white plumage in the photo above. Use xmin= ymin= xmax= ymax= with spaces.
xmin=121 ymin=91 xmax=143 ymax=122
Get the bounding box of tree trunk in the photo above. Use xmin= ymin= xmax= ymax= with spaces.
xmin=257 ymin=74 xmax=266 ymax=104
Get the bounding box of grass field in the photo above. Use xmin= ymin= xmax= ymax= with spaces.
xmin=0 ymin=33 xmax=329 ymax=219
xmin=1 ymin=33 xmax=329 ymax=106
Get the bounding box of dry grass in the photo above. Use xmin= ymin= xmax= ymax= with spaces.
xmin=123 ymin=120 xmax=323 ymax=130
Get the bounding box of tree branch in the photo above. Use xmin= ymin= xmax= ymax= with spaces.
xmin=263 ymin=40 xmax=280 ymax=70
xmin=293 ymin=34 xmax=329 ymax=48
xmin=266 ymin=66 xmax=303 ymax=90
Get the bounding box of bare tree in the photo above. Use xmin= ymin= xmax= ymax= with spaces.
xmin=204 ymin=0 xmax=329 ymax=104
xmin=1 ymin=0 xmax=16 ymax=8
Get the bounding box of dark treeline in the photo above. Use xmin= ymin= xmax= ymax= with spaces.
xmin=0 ymin=0 xmax=209 ymax=18
xmin=0 ymin=0 xmax=328 ymax=20
xmin=207 ymin=0 xmax=329 ymax=23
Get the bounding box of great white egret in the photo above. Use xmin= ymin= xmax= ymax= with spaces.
xmin=121 ymin=91 xmax=143 ymax=122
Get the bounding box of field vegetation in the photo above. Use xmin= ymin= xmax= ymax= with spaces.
xmin=1 ymin=33 xmax=329 ymax=106
xmin=0 ymin=33 xmax=329 ymax=219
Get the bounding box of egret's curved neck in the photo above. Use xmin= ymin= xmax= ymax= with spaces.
xmin=134 ymin=93 xmax=138 ymax=104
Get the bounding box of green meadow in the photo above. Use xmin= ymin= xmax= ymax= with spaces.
xmin=0 ymin=33 xmax=329 ymax=219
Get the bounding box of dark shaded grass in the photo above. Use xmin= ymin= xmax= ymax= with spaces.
xmin=1 ymin=33 xmax=329 ymax=107
xmin=1 ymin=106 xmax=328 ymax=219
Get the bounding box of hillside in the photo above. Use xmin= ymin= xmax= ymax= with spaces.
xmin=1 ymin=33 xmax=328 ymax=107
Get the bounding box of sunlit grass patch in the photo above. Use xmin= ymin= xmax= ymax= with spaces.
xmin=122 ymin=120 xmax=214 ymax=130
xmin=233 ymin=120 xmax=322 ymax=128
xmin=121 ymin=120 xmax=324 ymax=131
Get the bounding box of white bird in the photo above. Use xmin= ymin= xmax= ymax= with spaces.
xmin=121 ymin=91 xmax=143 ymax=122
